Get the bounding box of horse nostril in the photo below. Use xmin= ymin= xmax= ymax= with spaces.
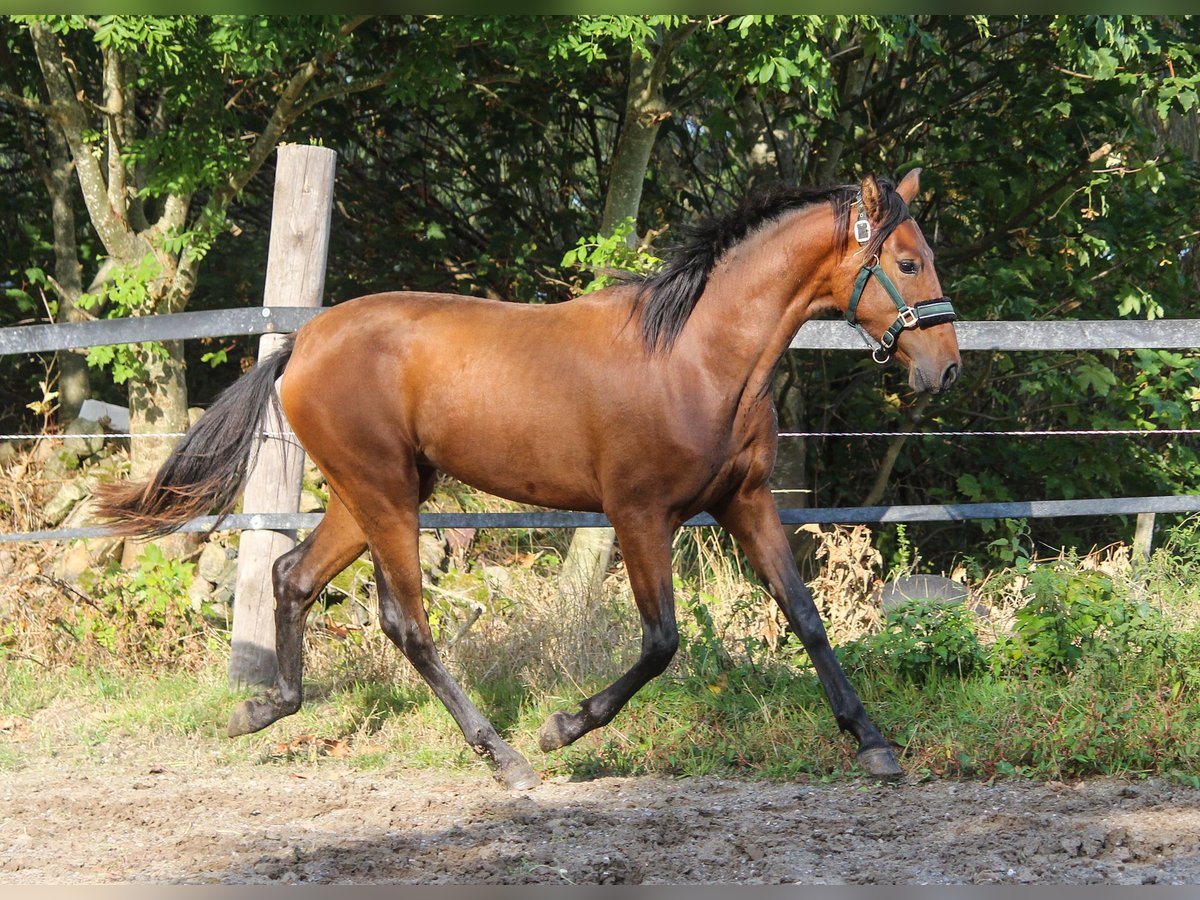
xmin=941 ymin=363 xmax=960 ymax=391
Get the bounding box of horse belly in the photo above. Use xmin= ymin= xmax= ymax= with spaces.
xmin=416 ymin=408 xmax=605 ymax=512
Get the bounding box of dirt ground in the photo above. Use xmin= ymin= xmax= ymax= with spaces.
xmin=3 ymin=749 xmax=1200 ymax=886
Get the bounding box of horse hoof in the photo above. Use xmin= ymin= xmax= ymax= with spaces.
xmin=537 ymin=711 xmax=575 ymax=752
xmin=498 ymin=761 xmax=541 ymax=791
xmin=227 ymin=699 xmax=281 ymax=737
xmin=857 ymin=746 xmax=903 ymax=779
xmin=227 ymin=702 xmax=257 ymax=737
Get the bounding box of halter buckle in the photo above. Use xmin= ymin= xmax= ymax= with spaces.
xmin=898 ymin=306 xmax=919 ymax=329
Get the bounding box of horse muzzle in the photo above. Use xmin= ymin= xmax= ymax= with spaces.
xmin=910 ymin=358 xmax=960 ymax=395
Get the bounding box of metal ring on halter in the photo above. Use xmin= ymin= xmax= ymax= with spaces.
xmin=872 ymin=346 xmax=892 ymax=364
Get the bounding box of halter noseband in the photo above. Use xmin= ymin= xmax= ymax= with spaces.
xmin=845 ymin=196 xmax=957 ymax=364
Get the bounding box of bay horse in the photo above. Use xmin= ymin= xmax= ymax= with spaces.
xmin=97 ymin=169 xmax=960 ymax=790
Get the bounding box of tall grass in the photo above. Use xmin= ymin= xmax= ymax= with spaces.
xmin=3 ymin=519 xmax=1200 ymax=784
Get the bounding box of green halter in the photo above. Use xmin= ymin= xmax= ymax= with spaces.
xmin=845 ymin=197 xmax=957 ymax=364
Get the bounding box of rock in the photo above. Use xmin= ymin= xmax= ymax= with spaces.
xmin=876 ymin=574 xmax=988 ymax=619
xmin=43 ymin=481 xmax=87 ymax=526
xmin=480 ymin=564 xmax=511 ymax=591
xmin=43 ymin=448 xmax=81 ymax=479
xmin=0 ymin=442 xmax=21 ymax=468
xmin=78 ymin=399 xmax=129 ymax=432
xmin=52 ymin=544 xmax=95 ymax=583
xmin=211 ymin=577 xmax=235 ymax=607
xmin=188 ymin=575 xmax=215 ymax=612
xmin=57 ymin=499 xmax=123 ymax=575
xmin=198 ymin=542 xmax=235 ymax=583
xmin=299 ymin=490 xmax=325 ymax=513
xmin=63 ymin=417 xmax=105 ymax=459
xmin=31 ymin=439 xmax=56 ymax=464
xmin=188 ymin=407 xmax=204 ymax=429
xmin=198 ymin=542 xmax=237 ymax=607
xmin=418 ymin=533 xmax=447 ymax=572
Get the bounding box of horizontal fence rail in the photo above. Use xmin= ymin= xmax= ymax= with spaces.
xmin=0 ymin=307 xmax=318 ymax=356
xmin=5 ymin=495 xmax=1199 ymax=544
xmin=2 ymin=308 xmax=1199 ymax=545
xmin=4 ymin=308 xmax=1200 ymax=356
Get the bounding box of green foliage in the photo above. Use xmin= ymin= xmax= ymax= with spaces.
xmin=678 ymin=589 xmax=735 ymax=681
xmin=71 ymin=545 xmax=220 ymax=666
xmin=993 ymin=559 xmax=1175 ymax=673
xmin=839 ymin=598 xmax=987 ymax=683
xmin=76 ymin=254 xmax=166 ymax=384
xmin=560 ymin=217 xmax=661 ymax=293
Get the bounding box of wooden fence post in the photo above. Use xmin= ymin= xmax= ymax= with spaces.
xmin=1134 ymin=512 xmax=1156 ymax=562
xmin=228 ymin=144 xmax=337 ymax=688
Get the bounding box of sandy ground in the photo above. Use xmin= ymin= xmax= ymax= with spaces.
xmin=3 ymin=752 xmax=1200 ymax=885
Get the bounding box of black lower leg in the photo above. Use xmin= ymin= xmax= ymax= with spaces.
xmin=538 ymin=620 xmax=677 ymax=750
xmin=375 ymin=563 xmax=540 ymax=790
xmin=778 ymin=587 xmax=900 ymax=776
xmin=713 ymin=488 xmax=900 ymax=777
xmin=540 ymin=518 xmax=679 ymax=751
xmin=228 ymin=546 xmax=319 ymax=736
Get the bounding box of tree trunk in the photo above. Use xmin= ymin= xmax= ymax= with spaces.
xmin=119 ymin=336 xmax=195 ymax=565
xmin=813 ymin=50 xmax=872 ymax=185
xmin=860 ymin=395 xmax=930 ymax=507
xmin=559 ymin=25 xmax=696 ymax=604
xmin=44 ymin=125 xmax=90 ymax=423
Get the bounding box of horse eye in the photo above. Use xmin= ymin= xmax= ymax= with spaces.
xmin=898 ymin=260 xmax=919 ymax=275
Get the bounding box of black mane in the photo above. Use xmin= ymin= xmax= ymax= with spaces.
xmin=627 ymin=180 xmax=912 ymax=353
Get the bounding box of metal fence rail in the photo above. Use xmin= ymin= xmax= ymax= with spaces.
xmin=5 ymin=494 xmax=1199 ymax=544
xmin=5 ymin=308 xmax=1200 ymax=356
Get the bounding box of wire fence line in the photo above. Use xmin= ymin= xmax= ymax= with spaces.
xmin=6 ymin=428 xmax=1200 ymax=443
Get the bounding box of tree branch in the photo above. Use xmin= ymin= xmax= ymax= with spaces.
xmin=940 ymin=149 xmax=1107 ymax=265
xmin=102 ymin=45 xmax=129 ymax=231
xmin=293 ymin=70 xmax=394 ymax=119
xmin=29 ymin=21 xmax=145 ymax=262
xmin=0 ymin=85 xmax=58 ymax=118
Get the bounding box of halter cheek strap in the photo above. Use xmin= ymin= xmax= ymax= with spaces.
xmin=846 ymin=193 xmax=956 ymax=363
xmin=845 ymin=263 xmax=957 ymax=363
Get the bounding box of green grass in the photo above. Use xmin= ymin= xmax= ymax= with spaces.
xmin=5 ymin=525 xmax=1200 ymax=786
xmin=6 ymin=642 xmax=1199 ymax=787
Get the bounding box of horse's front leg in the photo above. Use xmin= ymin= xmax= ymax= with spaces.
xmin=538 ymin=512 xmax=678 ymax=751
xmin=712 ymin=485 xmax=901 ymax=778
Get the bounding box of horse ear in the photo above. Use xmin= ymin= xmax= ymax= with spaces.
xmin=896 ymin=167 xmax=922 ymax=204
xmin=859 ymin=174 xmax=884 ymax=222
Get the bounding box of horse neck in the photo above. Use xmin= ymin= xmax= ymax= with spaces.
xmin=678 ymin=204 xmax=839 ymax=400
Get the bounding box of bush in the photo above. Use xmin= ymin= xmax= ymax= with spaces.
xmin=69 ymin=544 xmax=224 ymax=668
xmin=992 ymin=560 xmax=1175 ymax=674
xmin=838 ymin=597 xmax=987 ymax=683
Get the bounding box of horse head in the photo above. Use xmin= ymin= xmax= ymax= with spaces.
xmin=836 ymin=168 xmax=961 ymax=395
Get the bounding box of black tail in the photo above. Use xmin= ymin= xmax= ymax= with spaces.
xmin=95 ymin=336 xmax=296 ymax=537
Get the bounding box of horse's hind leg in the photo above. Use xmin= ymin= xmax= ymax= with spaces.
xmin=228 ymin=491 xmax=367 ymax=737
xmin=713 ymin=485 xmax=901 ymax=778
xmin=358 ymin=467 xmax=540 ymax=790
xmin=538 ymin=512 xmax=679 ymax=750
